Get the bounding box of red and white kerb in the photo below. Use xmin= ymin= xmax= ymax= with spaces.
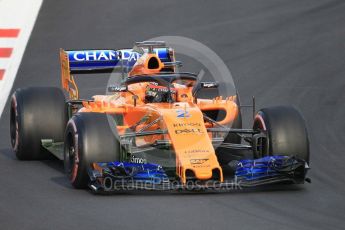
xmin=0 ymin=28 xmax=20 ymax=80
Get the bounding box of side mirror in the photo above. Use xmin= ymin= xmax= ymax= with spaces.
xmin=193 ymin=81 xmax=219 ymax=103
xmin=107 ymin=85 xmax=128 ymax=93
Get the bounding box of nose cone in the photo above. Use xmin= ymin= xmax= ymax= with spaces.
xmin=160 ymin=104 xmax=223 ymax=184
xmin=193 ymin=168 xmax=213 ymax=180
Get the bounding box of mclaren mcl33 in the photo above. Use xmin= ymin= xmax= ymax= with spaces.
xmin=10 ymin=41 xmax=310 ymax=192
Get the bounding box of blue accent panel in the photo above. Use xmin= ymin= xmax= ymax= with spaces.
xmin=67 ymin=48 xmax=170 ymax=71
xmin=68 ymin=50 xmax=119 ymax=70
xmin=235 ymin=156 xmax=300 ymax=181
xmin=176 ymin=109 xmax=191 ymax=118
xmin=97 ymin=162 xmax=169 ymax=184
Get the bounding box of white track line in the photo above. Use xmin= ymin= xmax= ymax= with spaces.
xmin=0 ymin=0 xmax=43 ymax=118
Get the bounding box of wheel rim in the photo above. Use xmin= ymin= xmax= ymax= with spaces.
xmin=254 ymin=114 xmax=267 ymax=131
xmin=65 ymin=132 xmax=79 ymax=182
xmin=10 ymin=99 xmax=19 ymax=150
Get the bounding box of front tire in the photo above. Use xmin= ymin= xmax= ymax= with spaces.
xmin=253 ymin=106 xmax=310 ymax=163
xmin=64 ymin=113 xmax=120 ymax=189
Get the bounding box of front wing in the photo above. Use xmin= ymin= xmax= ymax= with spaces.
xmin=88 ymin=156 xmax=310 ymax=193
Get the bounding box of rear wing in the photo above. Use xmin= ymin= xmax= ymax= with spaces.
xmin=60 ymin=46 xmax=174 ymax=99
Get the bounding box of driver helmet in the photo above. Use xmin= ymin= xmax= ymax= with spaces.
xmin=145 ymin=83 xmax=177 ymax=103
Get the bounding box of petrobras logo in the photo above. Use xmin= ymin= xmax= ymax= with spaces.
xmin=69 ymin=50 xmax=117 ymax=62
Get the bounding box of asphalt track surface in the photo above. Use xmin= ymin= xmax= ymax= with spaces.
xmin=1 ymin=0 xmax=345 ymax=229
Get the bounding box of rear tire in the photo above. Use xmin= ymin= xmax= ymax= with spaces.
xmin=10 ymin=87 xmax=67 ymax=160
xmin=64 ymin=113 xmax=120 ymax=189
xmin=253 ymin=106 xmax=310 ymax=163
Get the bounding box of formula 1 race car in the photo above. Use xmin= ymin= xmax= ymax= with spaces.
xmin=10 ymin=41 xmax=310 ymax=192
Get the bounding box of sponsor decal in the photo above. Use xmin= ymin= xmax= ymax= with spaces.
xmin=119 ymin=48 xmax=168 ymax=62
xmin=201 ymin=82 xmax=219 ymax=88
xmin=184 ymin=149 xmax=210 ymax=154
xmin=190 ymin=158 xmax=211 ymax=168
xmin=108 ymin=85 xmax=127 ymax=92
xmin=71 ymin=50 xmax=117 ymax=61
xmin=173 ymin=122 xmax=201 ymax=128
xmin=175 ymin=128 xmax=203 ymax=134
xmin=190 ymin=159 xmax=209 ymax=164
xmin=176 ymin=109 xmax=191 ymax=118
xmin=130 ymin=155 xmax=147 ymax=164
xmin=147 ymin=85 xmax=177 ymax=93
xmin=69 ymin=48 xmax=170 ymax=65
xmin=149 ymin=81 xmax=158 ymax=86
xmin=120 ymin=49 xmax=141 ymax=62
xmin=192 ymin=164 xmax=211 ymax=168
